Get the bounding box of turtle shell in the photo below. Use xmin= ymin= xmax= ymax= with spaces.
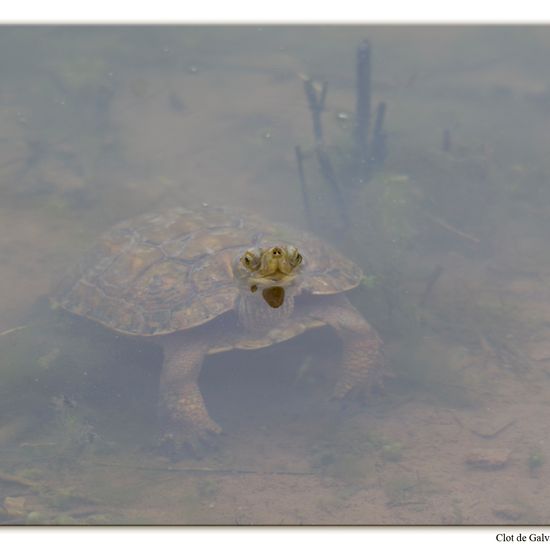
xmin=53 ymin=205 xmax=363 ymax=336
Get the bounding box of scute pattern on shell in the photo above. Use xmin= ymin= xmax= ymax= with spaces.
xmin=53 ymin=205 xmax=363 ymax=335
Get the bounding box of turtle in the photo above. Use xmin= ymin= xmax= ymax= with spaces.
xmin=52 ymin=205 xmax=383 ymax=454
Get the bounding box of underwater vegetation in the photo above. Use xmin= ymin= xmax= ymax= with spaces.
xmin=290 ymin=37 xmax=550 ymax=414
xmin=0 ymin=306 xmax=160 ymax=455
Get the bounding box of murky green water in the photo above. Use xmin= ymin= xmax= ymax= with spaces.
xmin=2 ymin=26 xmax=550 ymax=525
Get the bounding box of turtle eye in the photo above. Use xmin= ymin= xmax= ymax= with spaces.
xmin=287 ymin=246 xmax=302 ymax=267
xmin=242 ymin=251 xmax=259 ymax=270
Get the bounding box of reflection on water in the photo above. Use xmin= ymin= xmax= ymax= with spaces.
xmin=2 ymin=26 xmax=550 ymax=525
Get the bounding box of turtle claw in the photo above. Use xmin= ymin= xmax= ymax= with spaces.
xmin=331 ymin=384 xmax=368 ymax=410
xmin=159 ymin=421 xmax=223 ymax=460
xmin=332 ymin=362 xmax=391 ymax=407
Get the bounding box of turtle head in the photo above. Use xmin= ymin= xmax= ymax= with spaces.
xmin=233 ymin=245 xmax=303 ymax=310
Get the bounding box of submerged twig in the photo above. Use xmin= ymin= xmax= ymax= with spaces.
xmin=315 ymin=146 xmax=349 ymax=229
xmin=295 ymin=40 xmax=388 ymax=235
xmin=427 ymin=214 xmax=481 ymax=244
xmin=302 ymin=74 xmax=350 ymax=231
xmin=468 ymin=420 xmax=516 ymax=440
xmin=87 ymin=461 xmax=315 ymax=477
xmin=452 ymin=412 xmax=516 ymax=440
xmin=0 ymin=325 xmax=28 ymax=337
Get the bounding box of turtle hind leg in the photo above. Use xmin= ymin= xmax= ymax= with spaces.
xmin=307 ymin=294 xmax=384 ymax=402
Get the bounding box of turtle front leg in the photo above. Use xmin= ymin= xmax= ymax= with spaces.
xmin=158 ymin=332 xmax=221 ymax=456
xmin=310 ymin=295 xmax=384 ymax=401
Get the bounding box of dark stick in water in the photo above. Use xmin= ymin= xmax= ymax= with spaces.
xmin=355 ymin=40 xmax=372 ymax=177
xmin=294 ymin=145 xmax=315 ymax=232
xmin=315 ymin=146 xmax=349 ymax=229
xmin=302 ymin=77 xmax=349 ymax=230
